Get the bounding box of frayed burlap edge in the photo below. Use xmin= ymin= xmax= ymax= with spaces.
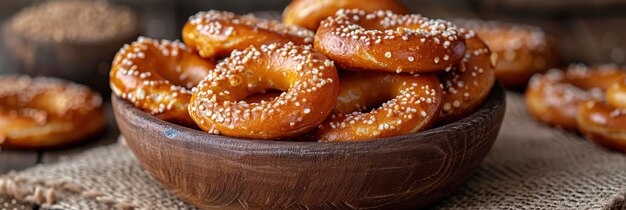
xmin=0 ymin=137 xmax=143 ymax=210
xmin=0 ymin=174 xmax=141 ymax=210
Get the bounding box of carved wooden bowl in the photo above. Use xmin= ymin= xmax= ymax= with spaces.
xmin=113 ymin=83 xmax=506 ymax=209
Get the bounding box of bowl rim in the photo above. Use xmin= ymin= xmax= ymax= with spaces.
xmin=113 ymin=82 xmax=505 ymax=154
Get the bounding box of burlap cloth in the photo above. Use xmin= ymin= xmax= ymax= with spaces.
xmin=1 ymin=92 xmax=625 ymax=209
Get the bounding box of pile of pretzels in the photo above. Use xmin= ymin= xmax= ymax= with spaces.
xmin=526 ymin=64 xmax=626 ymax=152
xmin=110 ymin=0 xmax=496 ymax=142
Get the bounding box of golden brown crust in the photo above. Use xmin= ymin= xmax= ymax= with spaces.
xmin=578 ymin=100 xmax=626 ymax=152
xmin=282 ymin=0 xmax=409 ymax=30
xmin=189 ymin=43 xmax=340 ymax=139
xmin=183 ymin=10 xmax=314 ymax=58
xmin=110 ymin=37 xmax=215 ymax=127
xmin=525 ymin=65 xmax=626 ymax=130
xmin=314 ymin=71 xmax=442 ymax=142
xmin=455 ymin=19 xmax=559 ymax=87
xmin=606 ymin=77 xmax=626 ymax=109
xmin=314 ymin=9 xmax=465 ymax=73
xmin=0 ymin=75 xmax=104 ymax=149
xmin=438 ymin=32 xmax=495 ymax=124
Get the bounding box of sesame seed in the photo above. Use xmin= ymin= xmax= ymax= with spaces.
xmin=385 ymin=52 xmax=392 ymax=58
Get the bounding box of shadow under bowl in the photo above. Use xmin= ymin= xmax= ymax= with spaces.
xmin=113 ymin=83 xmax=506 ymax=209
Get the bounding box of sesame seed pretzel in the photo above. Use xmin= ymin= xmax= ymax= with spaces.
xmin=188 ymin=43 xmax=340 ymax=139
xmin=0 ymin=75 xmax=104 ymax=149
xmin=314 ymin=71 xmax=442 ymax=142
xmin=314 ymin=9 xmax=465 ymax=73
xmin=282 ymin=0 xmax=409 ymax=31
xmin=606 ymin=77 xmax=626 ymax=110
xmin=525 ymin=65 xmax=626 ymax=130
xmin=578 ymin=75 xmax=626 ymax=152
xmin=438 ymin=31 xmax=495 ymax=124
xmin=183 ymin=10 xmax=314 ymax=59
xmin=110 ymin=37 xmax=216 ymax=127
xmin=455 ymin=19 xmax=559 ymax=87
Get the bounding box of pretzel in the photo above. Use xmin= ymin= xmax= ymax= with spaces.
xmin=183 ymin=10 xmax=314 ymax=59
xmin=110 ymin=37 xmax=215 ymax=126
xmin=314 ymin=71 xmax=442 ymax=142
xmin=577 ymin=75 xmax=626 ymax=152
xmin=455 ymin=19 xmax=559 ymax=87
xmin=188 ymin=43 xmax=340 ymax=139
xmin=606 ymin=77 xmax=626 ymax=109
xmin=438 ymin=31 xmax=496 ymax=124
xmin=525 ymin=65 xmax=626 ymax=130
xmin=282 ymin=0 xmax=409 ymax=30
xmin=314 ymin=9 xmax=465 ymax=73
xmin=0 ymin=75 xmax=104 ymax=149
xmin=578 ymin=101 xmax=626 ymax=152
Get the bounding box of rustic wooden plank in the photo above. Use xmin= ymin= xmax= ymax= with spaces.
xmin=570 ymin=15 xmax=626 ymax=66
xmin=140 ymin=3 xmax=178 ymax=40
xmin=41 ymin=102 xmax=120 ymax=164
xmin=0 ymin=36 xmax=7 ymax=74
xmin=479 ymin=0 xmax=626 ymax=15
xmin=405 ymin=0 xmax=478 ymax=19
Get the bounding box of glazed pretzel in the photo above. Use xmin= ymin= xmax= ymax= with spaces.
xmin=314 ymin=9 xmax=465 ymax=73
xmin=110 ymin=37 xmax=216 ymax=126
xmin=314 ymin=71 xmax=442 ymax=142
xmin=578 ymin=74 xmax=626 ymax=152
xmin=455 ymin=19 xmax=559 ymax=87
xmin=183 ymin=10 xmax=314 ymax=59
xmin=0 ymin=75 xmax=104 ymax=149
xmin=283 ymin=0 xmax=409 ymax=30
xmin=438 ymin=30 xmax=495 ymax=124
xmin=189 ymin=43 xmax=340 ymax=139
xmin=525 ymin=65 xmax=626 ymax=130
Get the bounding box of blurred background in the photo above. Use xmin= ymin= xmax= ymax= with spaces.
xmin=0 ymin=0 xmax=625 ymax=76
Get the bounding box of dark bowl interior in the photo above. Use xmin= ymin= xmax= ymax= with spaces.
xmin=113 ymin=83 xmax=506 ymax=209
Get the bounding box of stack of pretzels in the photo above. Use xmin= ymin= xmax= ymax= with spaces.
xmin=110 ymin=0 xmax=496 ymax=142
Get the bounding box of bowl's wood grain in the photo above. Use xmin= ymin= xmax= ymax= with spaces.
xmin=113 ymin=83 xmax=506 ymax=209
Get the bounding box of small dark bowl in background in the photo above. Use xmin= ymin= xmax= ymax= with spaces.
xmin=2 ymin=24 xmax=138 ymax=96
xmin=0 ymin=1 xmax=140 ymax=96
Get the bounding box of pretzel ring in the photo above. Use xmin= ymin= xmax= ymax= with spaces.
xmin=0 ymin=76 xmax=104 ymax=149
xmin=183 ymin=10 xmax=314 ymax=59
xmin=455 ymin=19 xmax=559 ymax=87
xmin=525 ymin=65 xmax=626 ymax=130
xmin=314 ymin=9 xmax=465 ymax=73
xmin=438 ymin=31 xmax=496 ymax=124
xmin=314 ymin=71 xmax=442 ymax=142
xmin=577 ymin=76 xmax=626 ymax=152
xmin=110 ymin=37 xmax=216 ymax=127
xmin=189 ymin=43 xmax=340 ymax=139
xmin=606 ymin=77 xmax=626 ymax=109
xmin=282 ymin=0 xmax=409 ymax=30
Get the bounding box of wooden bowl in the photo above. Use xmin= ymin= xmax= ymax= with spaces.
xmin=113 ymin=83 xmax=506 ymax=209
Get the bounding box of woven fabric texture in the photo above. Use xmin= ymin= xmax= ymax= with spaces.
xmin=1 ymin=92 xmax=625 ymax=210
